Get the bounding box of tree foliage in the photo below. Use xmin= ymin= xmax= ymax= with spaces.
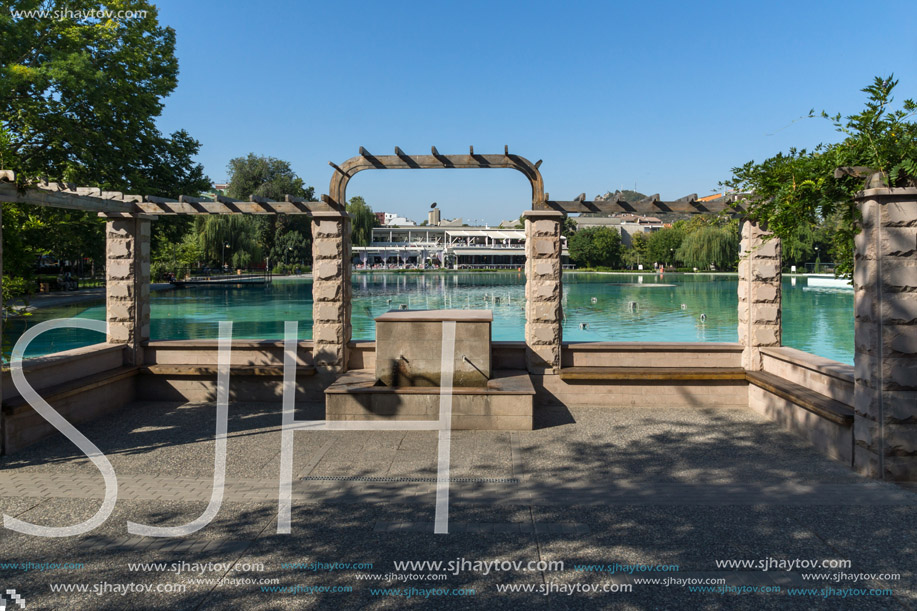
xmin=194 ymin=215 xmax=262 ymax=269
xmin=645 ymin=225 xmax=685 ymax=266
xmin=347 ymin=196 xmax=377 ymax=247
xmin=225 ymin=154 xmax=313 ymax=201
xmin=214 ymin=153 xmax=315 ymax=269
xmin=0 ymin=1 xmax=210 ymax=288
xmin=723 ymin=75 xmax=916 ymax=277
xmin=676 ymin=223 xmax=739 ymax=270
xmin=568 ymin=226 xmax=623 ymax=268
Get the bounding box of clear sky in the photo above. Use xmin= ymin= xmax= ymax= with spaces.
xmin=154 ymin=0 xmax=917 ymax=225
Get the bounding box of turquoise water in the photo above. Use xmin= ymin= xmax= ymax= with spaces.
xmin=4 ymin=272 xmax=854 ymax=364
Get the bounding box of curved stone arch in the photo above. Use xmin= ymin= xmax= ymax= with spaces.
xmin=328 ymin=148 xmax=545 ymax=209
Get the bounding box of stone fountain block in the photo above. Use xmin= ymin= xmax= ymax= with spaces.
xmin=325 ymin=369 xmax=534 ymax=430
xmin=374 ymin=309 xmax=492 ymax=387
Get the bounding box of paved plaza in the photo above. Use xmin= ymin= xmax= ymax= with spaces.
xmin=0 ymin=400 xmax=914 ymax=609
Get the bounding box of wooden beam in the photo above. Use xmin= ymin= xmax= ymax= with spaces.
xmin=540 ymin=196 xmax=738 ymax=214
xmin=0 ymin=181 xmax=139 ymax=213
xmin=135 ymin=200 xmax=314 ymax=215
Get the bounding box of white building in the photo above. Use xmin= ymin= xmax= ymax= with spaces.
xmin=352 ymin=226 xmax=570 ymax=269
xmin=382 ymin=212 xmax=416 ymax=226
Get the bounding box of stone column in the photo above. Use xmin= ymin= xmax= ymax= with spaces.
xmin=311 ymin=210 xmax=352 ymax=374
xmin=0 ymin=204 xmax=4 ymax=410
xmin=106 ymin=216 xmax=151 ymax=366
xmin=853 ymin=187 xmax=917 ymax=481
xmin=524 ymin=210 xmax=564 ymax=374
xmin=737 ymin=219 xmax=782 ymax=371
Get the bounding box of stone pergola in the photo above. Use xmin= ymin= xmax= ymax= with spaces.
xmin=0 ymin=153 xmax=914 ymax=480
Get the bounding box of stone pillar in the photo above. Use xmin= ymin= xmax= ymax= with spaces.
xmin=311 ymin=210 xmax=352 ymax=374
xmin=737 ymin=219 xmax=782 ymax=371
xmin=1 ymin=204 xmax=4 ymax=410
xmin=853 ymin=187 xmax=917 ymax=481
xmin=523 ymin=210 xmax=564 ymax=374
xmin=106 ymin=217 xmax=151 ymax=366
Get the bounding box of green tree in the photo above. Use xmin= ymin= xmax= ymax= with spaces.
xmin=273 ymin=228 xmax=309 ymax=268
xmin=562 ymin=216 xmax=578 ymax=239
xmin=724 ymin=76 xmax=916 ymax=277
xmin=347 ymin=196 xmax=377 ymax=247
xmin=645 ymin=224 xmax=685 ymax=267
xmin=568 ymin=226 xmax=623 ymax=268
xmin=225 ymin=154 xmax=313 ymax=201
xmin=195 ymin=215 xmax=262 ymax=270
xmin=223 ymin=153 xmax=315 ymax=261
xmin=676 ymin=223 xmax=739 ymax=270
xmin=0 ymin=1 xmax=209 ymax=288
xmin=623 ymin=231 xmax=650 ymax=268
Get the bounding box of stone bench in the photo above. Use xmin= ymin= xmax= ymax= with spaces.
xmin=745 ymin=370 xmax=854 ymax=426
xmin=746 ymin=370 xmax=854 ymax=464
xmin=2 ymin=366 xmax=138 ymax=454
xmin=137 ymin=363 xmax=319 ymax=403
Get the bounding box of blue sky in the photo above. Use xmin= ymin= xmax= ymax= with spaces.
xmin=154 ymin=0 xmax=917 ymax=225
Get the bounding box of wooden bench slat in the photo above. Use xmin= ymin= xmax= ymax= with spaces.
xmin=559 ymin=367 xmax=747 ymax=381
xmin=746 ymin=370 xmax=854 ymax=425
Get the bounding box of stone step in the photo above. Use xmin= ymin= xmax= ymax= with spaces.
xmin=559 ymin=366 xmax=747 ymax=381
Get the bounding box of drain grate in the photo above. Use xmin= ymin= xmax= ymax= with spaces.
xmin=302 ymin=475 xmax=519 ymax=484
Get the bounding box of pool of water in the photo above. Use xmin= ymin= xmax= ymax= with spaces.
xmin=4 ymin=272 xmax=855 ymax=364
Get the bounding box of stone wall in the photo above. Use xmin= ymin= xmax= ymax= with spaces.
xmin=737 ymin=220 xmax=782 ymax=371
xmin=311 ymin=211 xmax=352 ymax=374
xmin=106 ymin=217 xmax=151 ymax=365
xmin=853 ymin=187 xmax=917 ymax=481
xmin=524 ymin=210 xmax=564 ymax=373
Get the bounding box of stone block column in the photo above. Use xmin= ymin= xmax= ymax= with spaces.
xmin=106 ymin=217 xmax=151 ymax=366
xmin=524 ymin=210 xmax=564 ymax=374
xmin=311 ymin=210 xmax=352 ymax=374
xmin=737 ymin=219 xmax=782 ymax=371
xmin=853 ymin=187 xmax=917 ymax=481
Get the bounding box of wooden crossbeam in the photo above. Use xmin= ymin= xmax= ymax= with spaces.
xmin=541 ymin=194 xmax=740 ymax=214
xmin=135 ymin=199 xmax=320 ymax=215
xmin=0 ymin=180 xmax=139 ymax=214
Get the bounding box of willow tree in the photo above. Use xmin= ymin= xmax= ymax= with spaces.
xmin=676 ymin=223 xmax=739 ymax=270
xmin=347 ymin=196 xmax=377 ymax=247
xmin=195 ymin=215 xmax=262 ymax=270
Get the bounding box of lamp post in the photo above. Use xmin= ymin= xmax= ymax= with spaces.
xmin=814 ymin=246 xmax=820 ymax=274
xmin=222 ymin=242 xmax=230 ymax=271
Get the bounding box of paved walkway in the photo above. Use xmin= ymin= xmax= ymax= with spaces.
xmin=0 ymin=401 xmax=914 ymax=609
